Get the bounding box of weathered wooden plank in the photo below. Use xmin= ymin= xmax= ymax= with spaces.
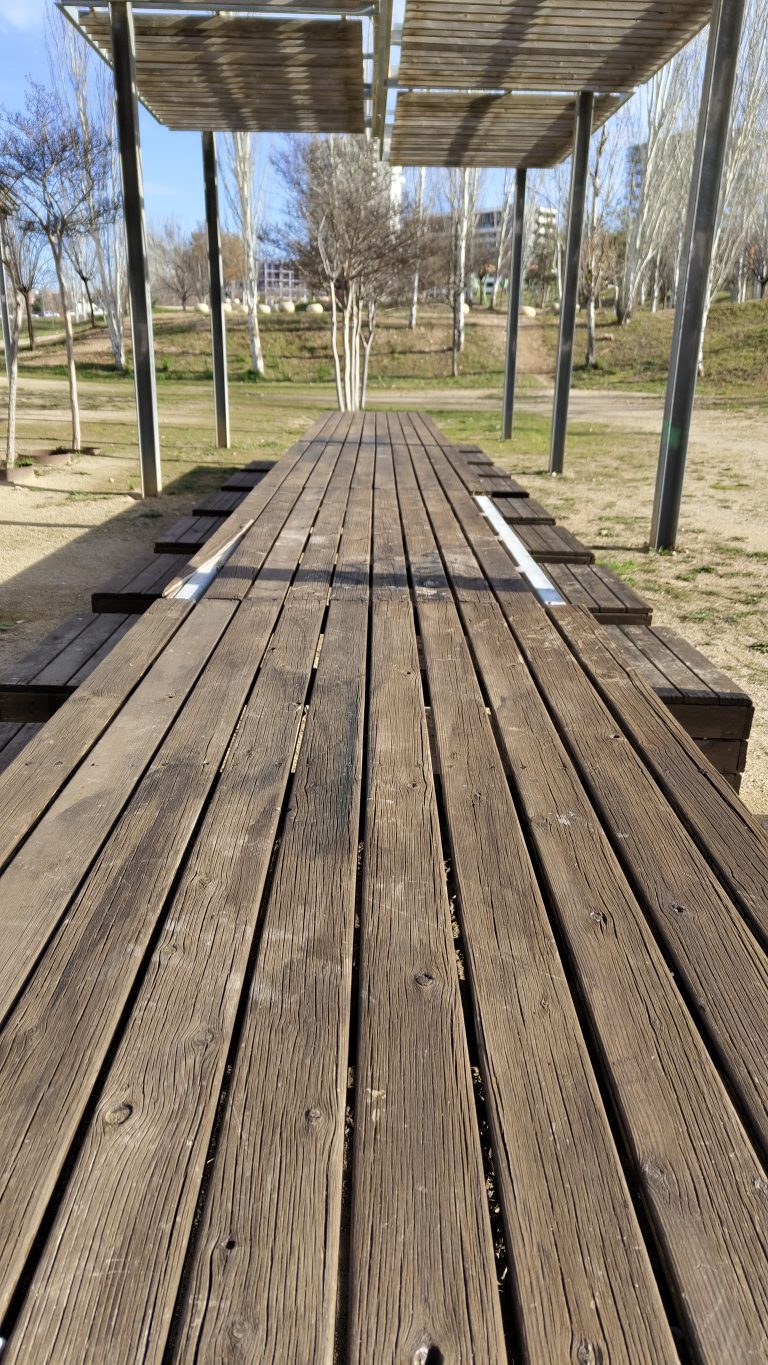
xmin=492 ymin=493 xmax=555 ymax=524
xmin=205 ymin=421 xmax=352 ymax=601
xmin=515 ymin=521 xmax=595 ymax=564
xmin=92 ymin=554 xmax=187 ymax=613
xmin=2 ymin=434 xmax=362 ymax=1362
xmin=556 ymin=608 xmax=768 ymax=944
xmin=174 ymin=441 xmax=374 ymax=1363
xmin=177 ymin=596 xmax=369 ymax=1362
xmin=0 ymin=600 xmax=192 ymax=872
xmin=0 ymin=613 xmax=93 ymax=689
xmin=392 ymin=429 xmax=675 ymax=1362
xmin=348 ymin=442 xmax=505 ymax=1361
xmin=192 ymin=488 xmax=246 ymax=516
xmin=402 ymin=422 xmax=768 ymax=1361
xmin=154 ymin=513 xmax=225 ymax=554
xmin=0 ymin=600 xmax=236 ymax=1025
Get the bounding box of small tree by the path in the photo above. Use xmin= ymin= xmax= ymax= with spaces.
xmin=275 ymin=135 xmax=417 ymax=411
xmin=1 ymin=213 xmax=48 ymax=351
xmin=149 ymin=219 xmax=199 ymax=310
xmin=1 ymin=84 xmax=110 ymax=453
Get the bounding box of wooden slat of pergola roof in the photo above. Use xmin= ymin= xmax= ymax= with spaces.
xmin=78 ymin=11 xmax=365 ymax=133
xmin=398 ymin=0 xmax=712 ymax=93
xmin=390 ymin=92 xmax=623 ymax=167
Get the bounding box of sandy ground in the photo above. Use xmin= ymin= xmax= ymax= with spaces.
xmin=1 ymin=370 xmax=766 ymax=814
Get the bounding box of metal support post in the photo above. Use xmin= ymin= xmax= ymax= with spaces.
xmin=650 ymin=0 xmax=746 ymax=550
xmin=109 ymin=1 xmax=162 ymax=497
xmin=202 ymin=131 xmax=231 ymax=448
xmin=501 ymin=167 xmax=527 ymax=440
xmin=549 ymin=90 xmax=594 ymax=475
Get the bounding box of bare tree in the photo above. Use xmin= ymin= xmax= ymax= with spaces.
xmin=67 ymin=228 xmax=99 ymax=327
xmin=274 ymin=134 xmax=417 ymax=411
xmin=1 ymin=213 xmax=48 ymax=350
xmin=224 ymin=132 xmax=266 ymax=377
xmin=149 ymin=219 xmax=199 ymax=309
xmin=1 ymin=84 xmax=107 ymax=452
xmin=746 ymin=189 xmax=768 ymax=297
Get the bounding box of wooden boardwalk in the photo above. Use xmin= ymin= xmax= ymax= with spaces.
xmin=0 ymin=412 xmax=766 ymax=1363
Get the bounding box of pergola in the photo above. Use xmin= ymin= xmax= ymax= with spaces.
xmin=60 ymin=0 xmax=746 ymax=549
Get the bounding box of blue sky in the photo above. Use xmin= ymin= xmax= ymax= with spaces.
xmin=0 ymin=0 xmax=222 ymax=229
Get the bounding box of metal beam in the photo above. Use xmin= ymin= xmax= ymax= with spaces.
xmin=501 ymin=167 xmax=527 ymax=440
xmin=109 ymin=1 xmax=162 ymax=497
xmin=549 ymin=89 xmax=594 ymax=475
xmin=651 ymin=0 xmax=746 ymax=551
xmin=202 ymin=132 xmax=231 ymax=449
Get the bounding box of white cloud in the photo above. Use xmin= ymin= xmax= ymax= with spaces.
xmin=0 ymin=0 xmax=47 ymax=31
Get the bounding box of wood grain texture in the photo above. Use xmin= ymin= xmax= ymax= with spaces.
xmin=350 ymin=447 xmax=505 ymax=1362
xmin=178 ymin=597 xmax=368 ymax=1363
xmin=557 ymin=608 xmax=768 ymax=944
xmin=0 ymin=601 xmax=234 ymax=1023
xmin=392 ymin=428 xmax=675 ymax=1363
xmin=0 ymin=600 xmax=192 ymax=871
xmin=402 ymin=419 xmax=768 ymax=1362
xmin=3 ymin=436 xmax=362 ymax=1364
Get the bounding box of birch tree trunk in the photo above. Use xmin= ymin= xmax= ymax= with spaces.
xmin=329 ymin=286 xmax=345 ymax=410
xmin=228 ymin=132 xmax=265 ymax=378
xmin=451 ymin=168 xmax=470 ymax=377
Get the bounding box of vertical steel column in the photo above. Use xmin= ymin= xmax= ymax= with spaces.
xmin=651 ymin=0 xmax=746 ymax=550
xmin=109 ymin=1 xmax=162 ymax=497
xmin=549 ymin=90 xmax=594 ymax=475
xmin=501 ymin=167 xmax=527 ymax=440
xmin=202 ymin=131 xmax=230 ymax=448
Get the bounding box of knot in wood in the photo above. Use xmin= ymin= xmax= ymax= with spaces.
xmin=103 ymin=1102 xmax=133 ymax=1128
xmin=576 ymin=1341 xmax=602 ymax=1365
xmin=415 ymin=971 xmax=435 ymax=989
xmin=305 ymin=1106 xmax=322 ymax=1127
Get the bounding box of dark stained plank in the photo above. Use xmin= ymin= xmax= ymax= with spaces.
xmin=0 ymin=723 xmax=42 ymax=774
xmin=0 ymin=600 xmax=236 ymax=1025
xmin=348 ymin=441 xmax=505 ymax=1361
xmin=221 ymin=469 xmax=266 ymax=490
xmin=192 ymin=488 xmax=247 ymax=516
xmin=491 ymin=493 xmax=555 ymax=523
xmin=546 ymin=562 xmax=652 ymax=624
xmin=392 ymin=423 xmax=675 ymax=1363
xmin=0 ymin=600 xmax=193 ymax=872
xmin=0 ymin=613 xmax=93 ymax=689
xmin=514 ymin=520 xmax=595 ymax=564
xmin=557 ymin=608 xmax=768 ymax=944
xmin=154 ymin=513 xmax=225 ymax=554
xmin=91 ymin=554 xmax=188 ymax=613
xmin=2 ymin=433 xmax=362 ymax=1362
xmin=400 ymin=422 xmax=768 ymax=1360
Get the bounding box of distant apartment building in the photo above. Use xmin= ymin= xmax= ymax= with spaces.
xmin=257 ymin=260 xmax=305 ymax=301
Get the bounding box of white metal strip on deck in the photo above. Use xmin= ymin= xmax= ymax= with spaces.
xmin=173 ymin=523 xmax=255 ymax=602
xmin=475 ymin=495 xmax=566 ymax=607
